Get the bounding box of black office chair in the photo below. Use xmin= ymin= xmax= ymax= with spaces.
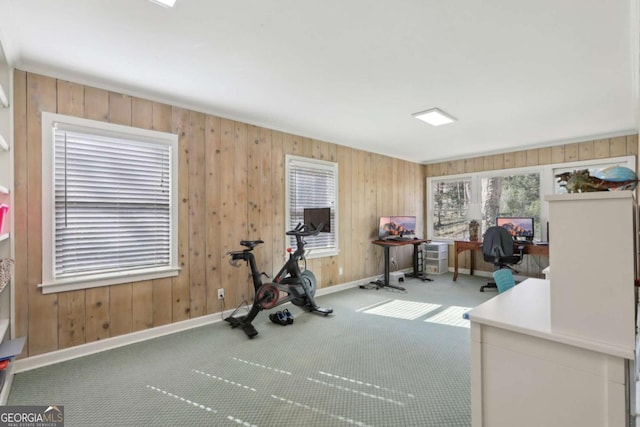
xmin=480 ymin=226 xmax=524 ymax=292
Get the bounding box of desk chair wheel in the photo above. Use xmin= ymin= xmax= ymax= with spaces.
xmin=480 ymin=283 xmax=497 ymax=292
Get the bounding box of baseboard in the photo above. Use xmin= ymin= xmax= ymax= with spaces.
xmin=13 ymin=309 xmax=236 ymax=374
xmin=314 ymin=277 xmax=365 ymax=296
xmin=13 ymin=277 xmax=369 ymax=374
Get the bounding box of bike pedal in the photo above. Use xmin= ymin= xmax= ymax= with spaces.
xmin=283 ymin=309 xmax=294 ymax=324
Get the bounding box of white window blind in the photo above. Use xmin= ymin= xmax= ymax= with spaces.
xmin=54 ymin=128 xmax=171 ymax=277
xmin=286 ymin=156 xmax=338 ymax=257
xmin=40 ymin=112 xmax=179 ymax=293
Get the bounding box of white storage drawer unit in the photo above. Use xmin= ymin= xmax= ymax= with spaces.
xmin=424 ymin=242 xmax=448 ymax=274
xmin=424 ymin=242 xmax=448 ymax=259
xmin=426 ymin=258 xmax=448 ymax=274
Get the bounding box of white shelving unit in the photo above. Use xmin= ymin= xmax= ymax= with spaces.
xmin=0 ymin=45 xmax=16 ymax=404
xmin=0 ymin=65 xmax=11 ymax=323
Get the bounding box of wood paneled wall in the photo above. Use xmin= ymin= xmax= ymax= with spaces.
xmin=425 ymin=137 xmax=638 ymax=178
xmin=13 ymin=71 xmax=425 ymax=357
xmin=425 ymin=135 xmax=639 ymax=276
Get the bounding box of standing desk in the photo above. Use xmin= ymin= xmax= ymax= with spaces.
xmin=369 ymin=239 xmax=431 ymax=291
xmin=453 ymin=240 xmax=549 ymax=281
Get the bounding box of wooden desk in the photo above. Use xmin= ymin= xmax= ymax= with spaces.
xmin=453 ymin=240 xmax=549 ymax=281
xmin=369 ymin=239 xmax=431 ymax=290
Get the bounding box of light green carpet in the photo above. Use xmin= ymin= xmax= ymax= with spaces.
xmin=8 ymin=273 xmax=495 ymax=426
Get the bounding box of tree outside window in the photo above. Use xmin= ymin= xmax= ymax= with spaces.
xmin=481 ymin=173 xmax=541 ymax=237
xmin=431 ymin=179 xmax=471 ymax=239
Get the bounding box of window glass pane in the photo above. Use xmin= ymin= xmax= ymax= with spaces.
xmin=427 ymin=155 xmax=633 ymax=242
xmin=431 ymin=179 xmax=471 ymax=239
xmin=481 ymin=173 xmax=540 ymax=237
xmin=553 ymin=160 xmax=633 ymax=194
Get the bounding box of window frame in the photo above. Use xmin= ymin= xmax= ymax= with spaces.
xmin=40 ymin=112 xmax=180 ymax=294
xmin=427 ymin=155 xmax=635 ymax=242
xmin=285 ymin=155 xmax=339 ymax=259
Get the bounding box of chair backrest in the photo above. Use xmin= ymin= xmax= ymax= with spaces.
xmin=482 ymin=226 xmax=515 ymax=261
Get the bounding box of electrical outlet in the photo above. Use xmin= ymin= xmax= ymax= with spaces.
xmin=390 ymin=257 xmax=395 ymax=264
xmin=217 ymin=288 xmax=225 ymax=300
xmin=339 ymin=267 xmax=343 ymax=275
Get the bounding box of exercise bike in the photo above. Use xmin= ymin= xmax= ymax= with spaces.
xmin=225 ymin=222 xmax=333 ymax=338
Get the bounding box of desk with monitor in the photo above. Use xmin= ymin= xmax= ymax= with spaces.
xmin=453 ymin=240 xmax=549 ymax=281
xmin=369 ymin=238 xmax=431 ymax=291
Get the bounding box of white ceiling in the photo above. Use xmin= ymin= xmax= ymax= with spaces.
xmin=0 ymin=0 xmax=637 ymax=163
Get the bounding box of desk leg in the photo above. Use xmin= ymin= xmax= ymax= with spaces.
xmin=406 ymin=242 xmax=433 ymax=282
xmin=383 ymin=246 xmax=390 ymax=285
xmin=470 ymin=249 xmax=475 ymax=277
xmin=454 ymin=245 xmax=460 ymax=281
xmin=366 ymin=245 xmax=406 ymax=291
xmin=454 ymin=245 xmax=475 ymax=282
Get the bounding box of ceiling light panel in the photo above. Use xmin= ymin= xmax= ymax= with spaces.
xmin=412 ymin=108 xmax=457 ymax=126
xmin=148 ymin=0 xmax=177 ymax=7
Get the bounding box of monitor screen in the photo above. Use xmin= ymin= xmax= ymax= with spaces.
xmin=303 ymin=207 xmax=331 ymax=233
xmin=378 ymin=216 xmax=416 ymax=239
xmin=496 ymin=217 xmax=534 ymax=240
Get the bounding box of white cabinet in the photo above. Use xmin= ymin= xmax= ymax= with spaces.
xmin=469 ymin=280 xmax=630 ymax=427
xmin=469 ymin=191 xmax=638 ymax=426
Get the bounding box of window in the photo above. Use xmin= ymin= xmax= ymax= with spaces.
xmin=427 ymin=156 xmax=634 ymax=242
xmin=285 ymin=155 xmax=338 ymax=258
xmin=40 ymin=113 xmax=179 ymax=293
xmin=552 ymin=158 xmax=635 ymax=194
xmin=431 ymin=178 xmax=471 ymax=239
xmin=480 ymin=172 xmax=541 ymax=237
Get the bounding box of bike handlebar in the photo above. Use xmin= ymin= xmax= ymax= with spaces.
xmin=286 ymin=222 xmax=324 ymax=237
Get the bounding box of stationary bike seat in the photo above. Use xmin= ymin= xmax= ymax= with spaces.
xmin=240 ymin=240 xmax=264 ymax=250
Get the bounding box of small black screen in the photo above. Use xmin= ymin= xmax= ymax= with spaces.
xmin=304 ymin=207 xmax=331 ymax=232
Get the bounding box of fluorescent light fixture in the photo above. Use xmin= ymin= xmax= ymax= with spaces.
xmin=412 ymin=108 xmax=457 ymax=126
xmin=149 ymin=0 xmax=177 ymax=7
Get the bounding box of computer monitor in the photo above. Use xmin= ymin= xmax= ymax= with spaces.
xmin=378 ymin=216 xmax=416 ymax=239
xmin=303 ymin=207 xmax=331 ymax=232
xmin=496 ymin=216 xmax=534 ymax=241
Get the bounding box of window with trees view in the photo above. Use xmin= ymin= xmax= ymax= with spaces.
xmin=431 ymin=179 xmax=471 ymax=239
xmin=427 ymin=155 xmax=634 ymax=242
xmin=481 ymin=173 xmax=540 ymax=237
